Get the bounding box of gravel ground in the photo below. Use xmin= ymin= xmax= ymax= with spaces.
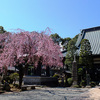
xmin=0 ymin=87 xmax=91 ymax=100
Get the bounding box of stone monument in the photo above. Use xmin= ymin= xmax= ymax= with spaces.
xmin=72 ymin=53 xmax=78 ymax=86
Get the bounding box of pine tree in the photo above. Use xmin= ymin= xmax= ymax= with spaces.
xmin=0 ymin=26 xmax=6 ymax=33
xmin=64 ymin=35 xmax=78 ymax=71
xmin=79 ymin=39 xmax=93 ymax=73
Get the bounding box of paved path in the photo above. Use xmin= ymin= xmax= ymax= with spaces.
xmin=0 ymin=87 xmax=91 ymax=100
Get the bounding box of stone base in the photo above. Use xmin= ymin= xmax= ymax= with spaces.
xmin=86 ymin=85 xmax=91 ymax=88
xmin=72 ymin=81 xmax=78 ymax=86
xmin=23 ymin=76 xmax=58 ymax=87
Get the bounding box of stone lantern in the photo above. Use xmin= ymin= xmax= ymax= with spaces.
xmin=72 ymin=53 xmax=78 ymax=86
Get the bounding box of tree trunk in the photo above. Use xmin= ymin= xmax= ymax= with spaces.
xmin=46 ymin=66 xmax=50 ymax=77
xmin=18 ymin=64 xmax=24 ymax=89
xmin=36 ymin=61 xmax=41 ymax=76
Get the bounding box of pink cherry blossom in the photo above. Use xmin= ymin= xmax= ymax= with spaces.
xmin=0 ymin=29 xmax=63 ymax=70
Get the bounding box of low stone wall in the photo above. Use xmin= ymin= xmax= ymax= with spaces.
xmin=23 ymin=76 xmax=58 ymax=87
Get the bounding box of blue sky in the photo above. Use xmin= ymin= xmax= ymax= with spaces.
xmin=0 ymin=0 xmax=100 ymax=38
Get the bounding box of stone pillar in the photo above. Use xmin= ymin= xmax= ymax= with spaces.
xmin=86 ymin=73 xmax=90 ymax=85
xmin=86 ymin=72 xmax=91 ymax=88
xmin=72 ymin=54 xmax=78 ymax=86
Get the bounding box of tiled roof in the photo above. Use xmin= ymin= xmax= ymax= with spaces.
xmin=76 ymin=26 xmax=100 ymax=55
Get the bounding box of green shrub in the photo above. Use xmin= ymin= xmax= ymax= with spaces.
xmin=9 ymin=72 xmax=19 ymax=80
xmin=67 ymin=78 xmax=73 ymax=86
xmin=53 ymin=74 xmax=59 ymax=78
xmin=9 ymin=72 xmax=19 ymax=84
xmin=2 ymin=76 xmax=13 ymax=84
xmin=80 ymin=80 xmax=86 ymax=87
xmin=90 ymin=81 xmax=96 ymax=87
xmin=3 ymin=82 xmax=11 ymax=91
xmin=73 ymin=85 xmax=80 ymax=88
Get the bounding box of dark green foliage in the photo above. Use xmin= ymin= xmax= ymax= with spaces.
xmin=61 ymin=37 xmax=71 ymax=45
xmin=80 ymin=80 xmax=86 ymax=87
xmin=50 ymin=33 xmax=62 ymax=44
xmin=78 ymin=66 xmax=87 ymax=86
xmin=3 ymin=82 xmax=10 ymax=91
xmin=73 ymin=85 xmax=80 ymax=88
xmin=2 ymin=76 xmax=13 ymax=84
xmin=9 ymin=72 xmax=19 ymax=80
xmin=0 ymin=26 xmax=6 ymax=33
xmin=78 ymin=68 xmax=83 ymax=76
xmin=67 ymin=78 xmax=73 ymax=86
xmin=79 ymin=39 xmax=93 ymax=73
xmin=61 ymin=37 xmax=71 ymax=50
xmin=9 ymin=72 xmax=19 ymax=85
xmin=67 ymin=35 xmax=78 ymax=51
xmin=79 ymin=39 xmax=92 ymax=65
xmin=90 ymin=81 xmax=96 ymax=87
xmin=50 ymin=33 xmax=71 ymax=51
xmin=53 ymin=74 xmax=59 ymax=78
xmin=78 ymin=39 xmax=93 ymax=86
xmin=65 ymin=35 xmax=78 ymax=70
xmin=78 ymin=68 xmax=84 ymax=81
xmin=2 ymin=75 xmax=11 ymax=91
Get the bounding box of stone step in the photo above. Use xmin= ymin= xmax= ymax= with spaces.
xmin=21 ymin=85 xmax=35 ymax=91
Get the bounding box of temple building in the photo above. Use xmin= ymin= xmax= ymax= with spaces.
xmin=76 ymin=26 xmax=100 ymax=82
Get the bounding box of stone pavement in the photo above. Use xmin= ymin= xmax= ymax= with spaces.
xmin=0 ymin=87 xmax=92 ymax=100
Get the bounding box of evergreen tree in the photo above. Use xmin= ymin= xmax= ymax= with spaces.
xmin=79 ymin=39 xmax=93 ymax=73
xmin=0 ymin=26 xmax=6 ymax=33
xmin=64 ymin=35 xmax=78 ymax=71
xmin=61 ymin=37 xmax=71 ymax=50
xmin=61 ymin=37 xmax=71 ymax=45
xmin=50 ymin=33 xmax=62 ymax=44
